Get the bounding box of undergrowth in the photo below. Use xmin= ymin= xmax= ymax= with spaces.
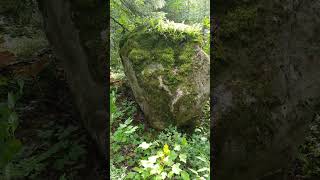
xmin=110 ymin=83 xmax=210 ymax=180
xmin=0 ymin=75 xmax=90 ymax=180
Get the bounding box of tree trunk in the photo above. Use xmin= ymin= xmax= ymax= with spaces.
xmin=213 ymin=0 xmax=320 ymax=179
xmin=36 ymin=0 xmax=107 ymax=156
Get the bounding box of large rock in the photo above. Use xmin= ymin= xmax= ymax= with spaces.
xmin=120 ymin=22 xmax=210 ymax=130
xmin=213 ymin=0 xmax=320 ymax=179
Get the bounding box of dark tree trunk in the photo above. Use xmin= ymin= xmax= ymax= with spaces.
xmin=213 ymin=0 xmax=320 ymax=179
xmin=36 ymin=0 xmax=108 ymax=156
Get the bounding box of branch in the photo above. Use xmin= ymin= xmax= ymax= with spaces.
xmin=110 ymin=16 xmax=129 ymax=32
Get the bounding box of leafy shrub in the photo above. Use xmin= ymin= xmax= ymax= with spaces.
xmin=0 ymin=79 xmax=24 ymax=170
xmin=110 ymin=89 xmax=210 ymax=180
xmin=297 ymin=115 xmax=320 ymax=178
xmin=126 ymin=126 xmax=210 ymax=180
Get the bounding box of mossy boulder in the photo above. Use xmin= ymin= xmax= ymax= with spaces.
xmin=120 ymin=22 xmax=209 ymax=130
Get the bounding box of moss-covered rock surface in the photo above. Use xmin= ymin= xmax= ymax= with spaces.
xmin=120 ymin=21 xmax=209 ymax=130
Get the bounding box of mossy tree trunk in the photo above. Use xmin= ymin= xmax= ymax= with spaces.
xmin=36 ymin=0 xmax=107 ymax=156
xmin=213 ymin=0 xmax=320 ymax=179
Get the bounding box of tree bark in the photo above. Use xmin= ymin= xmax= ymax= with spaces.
xmin=213 ymin=0 xmax=320 ymax=179
xmin=36 ymin=0 xmax=107 ymax=156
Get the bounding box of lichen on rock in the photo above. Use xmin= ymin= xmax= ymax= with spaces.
xmin=120 ymin=20 xmax=210 ymax=130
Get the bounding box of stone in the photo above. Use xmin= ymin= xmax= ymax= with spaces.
xmin=120 ymin=22 xmax=210 ymax=130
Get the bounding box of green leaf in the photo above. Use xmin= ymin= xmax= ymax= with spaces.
xmin=172 ymin=163 xmax=182 ymax=175
xmin=174 ymin=144 xmax=181 ymax=151
xmin=150 ymin=164 xmax=161 ymax=175
xmin=8 ymin=112 xmax=18 ymax=134
xmin=163 ymin=157 xmax=174 ymax=166
xmin=196 ymin=156 xmax=207 ymax=162
xmin=179 ymin=153 xmax=187 ymax=163
xmin=153 ymin=175 xmax=162 ymax=180
xmin=138 ymin=142 xmax=152 ymax=150
xmin=7 ymin=92 xmax=15 ymax=109
xmin=125 ymin=126 xmax=138 ymax=134
xmin=17 ymin=78 xmax=24 ymax=95
xmin=148 ymin=155 xmax=158 ymax=164
xmin=197 ymin=167 xmax=210 ymax=172
xmin=181 ymin=137 xmax=188 ymax=146
xmin=0 ymin=138 xmax=22 ymax=167
xmin=168 ymin=151 xmax=177 ymax=161
xmin=188 ymin=168 xmax=198 ymax=175
xmin=59 ymin=174 xmax=67 ymax=180
xmin=160 ymin=172 xmax=167 ymax=179
xmin=133 ymin=167 xmax=143 ymax=173
xmin=181 ymin=170 xmax=190 ymax=180
xmin=140 ymin=159 xmax=154 ymax=168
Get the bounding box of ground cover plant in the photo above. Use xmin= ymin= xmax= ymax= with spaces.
xmin=110 ymin=82 xmax=210 ymax=180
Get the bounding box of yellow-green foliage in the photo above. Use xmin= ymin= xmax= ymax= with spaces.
xmin=145 ymin=19 xmax=203 ymax=43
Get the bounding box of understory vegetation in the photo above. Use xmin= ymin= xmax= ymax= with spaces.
xmin=110 ymin=83 xmax=210 ymax=180
xmin=0 ymin=1 xmax=105 ymax=179
xmin=110 ymin=0 xmax=210 ymax=179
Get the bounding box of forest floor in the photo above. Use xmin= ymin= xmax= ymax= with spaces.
xmin=0 ymin=16 xmax=106 ymax=178
xmin=110 ymin=69 xmax=211 ymax=179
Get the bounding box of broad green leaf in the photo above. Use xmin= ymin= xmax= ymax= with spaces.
xmin=148 ymin=155 xmax=158 ymax=163
xmin=138 ymin=142 xmax=152 ymax=150
xmin=150 ymin=164 xmax=162 ymax=175
xmin=140 ymin=159 xmax=154 ymax=168
xmin=181 ymin=170 xmax=190 ymax=180
xmin=163 ymin=157 xmax=174 ymax=166
xmin=168 ymin=151 xmax=177 ymax=161
xmin=174 ymin=144 xmax=181 ymax=151
xmin=168 ymin=171 xmax=174 ymax=178
xmin=125 ymin=126 xmax=138 ymax=134
xmin=172 ymin=163 xmax=181 ymax=175
xmin=157 ymin=150 xmax=164 ymax=158
xmin=179 ymin=153 xmax=187 ymax=163
xmin=160 ymin=172 xmax=167 ymax=179
xmin=153 ymin=175 xmax=162 ymax=180
xmin=181 ymin=137 xmax=188 ymax=146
